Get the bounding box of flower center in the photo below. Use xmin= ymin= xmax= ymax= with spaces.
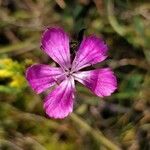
xmin=65 ymin=69 xmax=73 ymax=77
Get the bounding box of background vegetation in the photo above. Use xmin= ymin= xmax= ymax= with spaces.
xmin=0 ymin=0 xmax=150 ymax=149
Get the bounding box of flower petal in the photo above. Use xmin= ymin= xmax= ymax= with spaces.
xmin=72 ymin=36 xmax=108 ymax=71
xmin=43 ymin=77 xmax=75 ymax=119
xmin=41 ymin=27 xmax=71 ymax=70
xmin=73 ymin=68 xmax=117 ymax=97
xmin=26 ymin=64 xmax=65 ymax=94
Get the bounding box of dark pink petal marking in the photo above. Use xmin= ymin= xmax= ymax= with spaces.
xmin=43 ymin=77 xmax=75 ymax=119
xmin=26 ymin=64 xmax=65 ymax=94
xmin=73 ymin=68 xmax=117 ymax=97
xmin=41 ymin=27 xmax=71 ymax=70
xmin=72 ymin=35 xmax=108 ymax=71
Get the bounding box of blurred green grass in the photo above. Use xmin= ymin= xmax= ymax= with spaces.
xmin=0 ymin=0 xmax=150 ymax=149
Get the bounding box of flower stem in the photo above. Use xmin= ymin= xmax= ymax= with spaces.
xmin=71 ymin=113 xmax=121 ymax=150
xmin=106 ymin=0 xmax=126 ymax=36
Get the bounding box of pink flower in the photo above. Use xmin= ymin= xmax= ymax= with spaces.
xmin=26 ymin=27 xmax=117 ymax=119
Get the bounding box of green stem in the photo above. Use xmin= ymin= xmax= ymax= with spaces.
xmin=71 ymin=113 xmax=121 ymax=150
xmin=0 ymin=102 xmax=59 ymax=129
xmin=0 ymin=40 xmax=36 ymax=54
xmin=106 ymin=0 xmax=126 ymax=36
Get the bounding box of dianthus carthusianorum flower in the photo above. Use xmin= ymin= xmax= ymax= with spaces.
xmin=26 ymin=27 xmax=117 ymax=119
